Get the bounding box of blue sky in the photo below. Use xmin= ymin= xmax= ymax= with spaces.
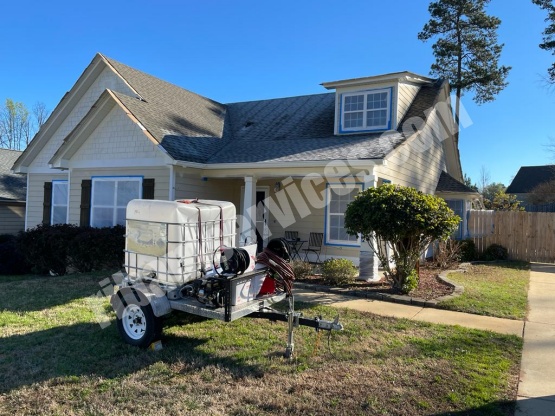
xmin=1 ymin=0 xmax=553 ymax=186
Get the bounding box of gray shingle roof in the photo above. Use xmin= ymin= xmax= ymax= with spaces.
xmin=99 ymin=56 xmax=445 ymax=164
xmin=105 ymin=56 xmax=228 ymax=163
xmin=506 ymin=165 xmax=555 ymax=194
xmin=436 ymin=171 xmax=478 ymax=194
xmin=0 ymin=149 xmax=26 ymax=201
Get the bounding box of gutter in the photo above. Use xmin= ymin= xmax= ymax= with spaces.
xmin=171 ymin=159 xmax=384 ymax=170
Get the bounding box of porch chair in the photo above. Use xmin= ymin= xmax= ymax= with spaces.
xmin=302 ymin=232 xmax=324 ymax=263
xmin=284 ymin=231 xmax=299 ymax=241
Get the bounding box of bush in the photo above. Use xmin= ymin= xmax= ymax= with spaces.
xmin=0 ymin=234 xmax=32 ymax=275
xmin=321 ymin=258 xmax=358 ymax=285
xmin=481 ymin=244 xmax=509 ymax=261
xmin=402 ymin=269 xmax=419 ymax=293
xmin=433 ymin=239 xmax=461 ymax=268
xmin=16 ymin=224 xmax=125 ymax=275
xmin=344 ymin=184 xmax=460 ymax=293
xmin=17 ymin=224 xmax=80 ymax=275
xmin=70 ymin=226 xmax=125 ymax=272
xmin=459 ymin=239 xmax=478 ymax=262
xmin=290 ymin=260 xmax=313 ymax=280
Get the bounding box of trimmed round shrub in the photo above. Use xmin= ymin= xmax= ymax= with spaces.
xmin=482 ymin=244 xmax=509 ymax=261
xmin=459 ymin=239 xmax=478 ymax=262
xmin=290 ymin=260 xmax=313 ymax=280
xmin=322 ymin=258 xmax=358 ymax=285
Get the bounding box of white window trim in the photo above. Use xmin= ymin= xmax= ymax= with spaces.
xmin=90 ymin=176 xmax=142 ymax=228
xmin=325 ymin=183 xmax=362 ymax=247
xmin=51 ymin=180 xmax=68 ymax=225
xmin=340 ymin=88 xmax=392 ymax=133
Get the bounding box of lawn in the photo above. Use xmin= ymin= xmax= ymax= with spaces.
xmin=438 ymin=262 xmax=530 ymax=320
xmin=0 ymin=272 xmax=523 ymax=415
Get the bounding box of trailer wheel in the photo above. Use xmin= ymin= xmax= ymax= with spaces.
xmin=116 ymin=300 xmax=163 ymax=348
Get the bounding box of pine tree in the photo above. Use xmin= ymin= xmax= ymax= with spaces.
xmin=419 ymin=0 xmax=511 ymax=142
xmin=532 ymin=0 xmax=555 ymax=83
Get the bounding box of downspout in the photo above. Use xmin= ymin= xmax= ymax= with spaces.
xmin=24 ymin=174 xmax=30 ymax=230
xmin=169 ymin=164 xmax=175 ymax=201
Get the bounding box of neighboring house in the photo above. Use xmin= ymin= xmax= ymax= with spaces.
xmin=0 ymin=149 xmax=26 ymax=234
xmin=12 ymin=53 xmax=476 ymax=275
xmin=506 ymin=165 xmax=555 ymax=204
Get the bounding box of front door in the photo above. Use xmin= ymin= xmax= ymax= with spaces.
xmin=255 ymin=189 xmax=269 ymax=253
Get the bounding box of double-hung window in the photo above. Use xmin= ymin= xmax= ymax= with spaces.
xmin=91 ymin=177 xmax=142 ymax=227
xmin=341 ymin=88 xmax=391 ymax=132
xmin=51 ymin=180 xmax=68 ymax=225
xmin=326 ymin=184 xmax=362 ymax=246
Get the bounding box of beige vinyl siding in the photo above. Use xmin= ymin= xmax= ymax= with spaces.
xmin=378 ymin=96 xmax=449 ymax=194
xmin=26 ymin=173 xmax=69 ymax=228
xmin=0 ymin=203 xmax=25 ymax=234
xmin=69 ymin=167 xmax=170 ymax=225
xmin=30 ymin=67 xmax=134 ymax=169
xmin=174 ymin=167 xmax=242 ymax=206
xmin=397 ymin=82 xmax=421 ymax=125
xmin=71 ymin=107 xmax=167 ymax=164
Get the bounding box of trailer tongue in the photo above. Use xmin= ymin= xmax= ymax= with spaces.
xmin=111 ymin=199 xmax=343 ymax=358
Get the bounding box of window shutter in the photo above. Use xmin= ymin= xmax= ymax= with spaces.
xmin=80 ymin=179 xmax=92 ymax=226
xmin=142 ymin=178 xmax=155 ymax=199
xmin=42 ymin=182 xmax=52 ymax=225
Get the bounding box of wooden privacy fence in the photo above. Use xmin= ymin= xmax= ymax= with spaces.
xmin=467 ymin=210 xmax=555 ymax=263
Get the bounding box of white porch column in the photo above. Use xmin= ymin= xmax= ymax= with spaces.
xmin=241 ymin=176 xmax=257 ymax=246
xmin=358 ymin=174 xmax=380 ymax=282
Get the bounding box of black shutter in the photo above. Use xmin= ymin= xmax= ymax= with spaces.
xmin=80 ymin=179 xmax=92 ymax=226
xmin=142 ymin=178 xmax=155 ymax=199
xmin=43 ymin=182 xmax=52 ymax=225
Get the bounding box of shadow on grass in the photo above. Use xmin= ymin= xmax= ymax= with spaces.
xmin=431 ymin=400 xmax=516 ymax=415
xmin=0 ymin=313 xmax=266 ymax=393
xmin=0 ymin=272 xmax=114 ymax=312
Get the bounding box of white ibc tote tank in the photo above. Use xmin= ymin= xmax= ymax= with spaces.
xmin=124 ymin=199 xmax=236 ymax=284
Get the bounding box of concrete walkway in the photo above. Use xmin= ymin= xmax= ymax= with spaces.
xmin=516 ymin=263 xmax=555 ymax=416
xmin=293 ymin=287 xmax=524 ymax=336
xmin=293 ymin=262 xmax=555 ymax=415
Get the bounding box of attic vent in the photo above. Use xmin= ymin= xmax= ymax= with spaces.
xmin=244 ymin=121 xmax=254 ymax=128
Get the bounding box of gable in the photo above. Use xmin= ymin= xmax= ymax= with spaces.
xmin=63 ymin=103 xmax=170 ymax=168
xmin=13 ymin=55 xmax=138 ymax=173
xmin=321 ymin=72 xmax=435 ymax=135
xmin=507 ymin=165 xmax=555 ymax=194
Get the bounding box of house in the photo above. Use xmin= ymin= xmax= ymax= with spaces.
xmin=12 ymin=53 xmax=477 ymax=276
xmin=506 ymin=165 xmax=555 ymax=205
xmin=0 ymin=148 xmax=26 ymax=234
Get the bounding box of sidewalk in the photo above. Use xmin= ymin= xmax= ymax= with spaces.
xmin=293 ymin=262 xmax=555 ymax=415
xmin=293 ymin=287 xmax=524 ymax=336
xmin=516 ymin=263 xmax=555 ymax=416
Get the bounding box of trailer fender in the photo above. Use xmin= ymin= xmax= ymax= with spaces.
xmin=111 ymin=284 xmax=172 ymax=319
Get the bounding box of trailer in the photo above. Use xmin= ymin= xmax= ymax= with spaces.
xmin=111 ymin=199 xmax=343 ymax=358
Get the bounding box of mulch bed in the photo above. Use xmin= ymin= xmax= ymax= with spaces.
xmin=298 ymin=262 xmax=457 ymax=300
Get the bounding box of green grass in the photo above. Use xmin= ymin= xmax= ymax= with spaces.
xmin=0 ymin=272 xmax=523 ymax=415
xmin=438 ymin=262 xmax=530 ymax=319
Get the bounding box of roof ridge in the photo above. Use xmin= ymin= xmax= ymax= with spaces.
xmin=101 ymin=54 xmax=224 ymax=106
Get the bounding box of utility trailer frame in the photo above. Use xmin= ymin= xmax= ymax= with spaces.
xmin=110 ymin=199 xmax=342 ymax=358
xmin=111 ymin=268 xmax=343 ymax=358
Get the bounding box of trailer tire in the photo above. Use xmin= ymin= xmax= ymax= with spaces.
xmin=115 ymin=294 xmax=163 ymax=348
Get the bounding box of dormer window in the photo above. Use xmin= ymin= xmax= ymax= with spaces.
xmin=340 ymin=87 xmax=392 ymax=133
